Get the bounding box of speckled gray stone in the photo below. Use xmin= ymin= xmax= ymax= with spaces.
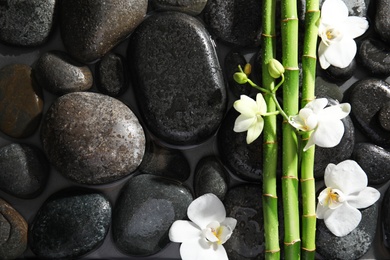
xmin=314 ymin=77 xmax=344 ymax=102
xmin=60 ymin=0 xmax=148 ymax=63
xmin=194 ymin=156 xmax=229 ymax=200
xmin=223 ymin=184 xmax=265 ymax=260
xmin=29 ymin=190 xmax=111 ymax=259
xmin=0 ymin=143 xmax=48 ymax=199
xmin=41 ymin=92 xmax=146 ymax=184
xmin=33 ymin=51 xmax=93 ymax=95
xmin=316 ymin=202 xmax=378 ymax=260
xmin=0 ymin=0 xmax=56 ymax=46
xmin=323 ymin=58 xmax=357 ymax=82
xmin=358 ymin=38 xmax=390 ymax=76
xmin=113 ymin=174 xmax=193 ymax=256
xmin=344 ymin=78 xmax=390 ymax=147
xmin=0 ymin=198 xmax=27 ymax=260
xmin=128 ymin=12 xmax=227 ymax=145
xmin=375 ymin=0 xmax=390 ymax=43
xmin=382 ymin=184 xmax=390 ymax=249
xmin=150 ymin=0 xmax=208 ymax=15
xmin=379 ymin=102 xmax=390 ymax=131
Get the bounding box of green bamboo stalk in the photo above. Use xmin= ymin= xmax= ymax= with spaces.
xmin=261 ymin=0 xmax=280 ymax=259
xmin=301 ymin=1 xmax=320 ymax=259
xmin=281 ymin=0 xmax=300 ymax=258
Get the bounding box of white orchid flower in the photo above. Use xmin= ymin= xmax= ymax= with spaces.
xmin=233 ymin=93 xmax=267 ymax=144
xmin=169 ymin=193 xmax=237 ymax=260
xmin=289 ymin=98 xmax=350 ymax=151
xmin=318 ymin=0 xmax=369 ymax=69
xmin=316 ymin=160 xmax=380 ymax=237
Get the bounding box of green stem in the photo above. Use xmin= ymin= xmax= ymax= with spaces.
xmin=281 ymin=0 xmax=300 ymax=258
xmin=301 ymin=1 xmax=320 ymax=259
xmin=262 ymin=0 xmax=280 ymax=259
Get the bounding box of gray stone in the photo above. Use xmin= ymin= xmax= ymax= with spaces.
xmin=202 ymin=0 xmax=262 ymax=46
xmin=316 ymin=202 xmax=378 ymax=260
xmin=314 ymin=77 xmax=344 ymax=102
xmin=33 ymin=51 xmax=93 ymax=95
xmin=96 ymin=52 xmax=128 ymax=97
xmin=379 ymin=102 xmax=390 ymax=131
xmin=375 ymin=0 xmax=390 ymax=43
xmin=128 ymin=12 xmax=227 ymax=145
xmin=344 ymin=78 xmax=390 ymax=147
xmin=323 ymin=58 xmax=357 ymax=82
xmin=223 ymin=184 xmax=265 ymax=260
xmin=382 ymin=184 xmax=390 ymax=249
xmin=0 ymin=143 xmax=48 ymax=199
xmin=194 ymin=156 xmax=229 ymax=200
xmin=0 ymin=0 xmax=56 ymax=46
xmin=0 ymin=198 xmax=27 ymax=260
xmin=138 ymin=141 xmax=190 ymax=182
xmin=29 ymin=190 xmax=111 ymax=259
xmin=358 ymin=38 xmax=390 ymax=76
xmin=150 ymin=0 xmax=208 ymax=15
xmin=112 ymin=174 xmax=193 ymax=256
xmin=60 ymin=0 xmax=148 ymax=63
xmin=352 ymin=142 xmax=390 ymax=185
xmin=41 ymin=92 xmax=146 ymax=185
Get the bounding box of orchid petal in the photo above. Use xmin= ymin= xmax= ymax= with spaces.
xmin=256 ymin=93 xmax=267 ymax=115
xmin=316 ymin=202 xmax=328 ymax=219
xmin=310 ymin=118 xmax=344 ymax=148
xmin=306 ymin=98 xmax=328 ymax=114
xmin=321 ymin=103 xmax=351 ymax=120
xmin=347 ymin=187 xmax=380 ymax=209
xmin=303 ymin=135 xmax=316 ymax=152
xmin=320 ymin=0 xmax=349 ymax=26
xmin=233 ymin=95 xmax=257 ymax=117
xmin=321 ymin=37 xmax=357 ymax=68
xmin=233 ymin=115 xmax=256 ymax=132
xmin=344 ymin=16 xmax=369 ymax=39
xmin=318 ymin=41 xmax=331 ymax=69
xmin=204 ymin=229 xmax=219 ymax=243
xmin=246 ymin=118 xmax=264 ymax=144
xmin=289 ymin=115 xmax=306 ymax=131
xmin=180 ymin=239 xmax=228 ymax=260
xmin=188 ymin=194 xmax=226 ymax=230
xmin=222 ymin=217 xmax=237 ymax=232
xmin=324 ymin=160 xmax=367 ymax=195
xmin=323 ymin=203 xmax=361 ymax=237
xmin=169 ymin=220 xmax=202 ymax=243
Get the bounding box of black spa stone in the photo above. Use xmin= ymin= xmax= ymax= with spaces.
xmin=194 ymin=156 xmax=229 ymax=200
xmin=150 ymin=0 xmax=208 ymax=15
xmin=375 ymin=0 xmax=390 ymax=44
xmin=33 ymin=51 xmax=93 ymax=95
xmin=112 ymin=174 xmax=193 ymax=256
xmin=382 ymin=184 xmax=390 ymax=249
xmin=352 ymin=142 xmax=390 ymax=185
xmin=0 ymin=143 xmax=48 ymax=199
xmin=41 ymin=92 xmax=146 ymax=185
xmin=223 ymin=184 xmax=265 ymax=260
xmin=202 ymin=0 xmax=262 ymax=47
xmin=323 ymin=58 xmax=357 ymax=82
xmin=344 ymin=78 xmax=390 ymax=148
xmin=314 ymin=77 xmax=344 ymax=102
xmin=29 ymin=190 xmax=111 ymax=259
xmin=60 ymin=0 xmax=147 ymax=63
xmin=224 ymin=50 xmax=253 ymax=98
xmin=128 ymin=12 xmax=226 ymax=145
xmin=316 ymin=202 xmax=378 ymax=260
xmin=96 ymin=52 xmax=128 ymax=97
xmin=358 ymin=38 xmax=390 ymax=77
xmin=0 ymin=0 xmax=56 ymax=46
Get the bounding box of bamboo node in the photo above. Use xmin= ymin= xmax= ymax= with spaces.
xmin=263 ymin=193 xmax=278 ymax=199
xmin=282 ymin=17 xmax=299 ymax=23
xmin=301 ymin=247 xmax=316 ymax=252
xmin=265 ymin=249 xmax=281 ymax=253
xmin=261 ymin=33 xmax=277 ymax=38
xmin=285 ymin=66 xmax=300 ymax=71
xmin=301 ymin=137 xmax=310 ymax=141
xmin=302 ymin=96 xmax=316 ymax=102
xmin=300 ymin=177 xmax=315 ymax=182
xmin=303 ymin=214 xmax=317 ymax=218
xmin=282 ymin=176 xmax=298 ymax=180
xmin=284 ymin=239 xmax=301 ymax=246
xmin=302 ymin=54 xmax=317 ymax=60
xmin=264 ymin=140 xmax=277 ymax=145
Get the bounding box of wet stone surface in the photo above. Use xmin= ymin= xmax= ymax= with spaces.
xmin=0 ymin=198 xmax=28 ymax=260
xmin=41 ymin=92 xmax=146 ymax=185
xmin=317 ymin=203 xmax=378 ymax=260
xmin=29 ymin=190 xmax=111 ymax=259
xmin=314 ymin=77 xmax=344 ymax=102
xmin=33 ymin=51 xmax=93 ymax=95
xmin=113 ymin=174 xmax=193 ymax=256
xmin=0 ymin=0 xmax=56 ymax=46
xmin=0 ymin=143 xmax=48 ymax=199
xmin=150 ymin=0 xmax=208 ymax=15
xmin=60 ymin=0 xmax=148 ymax=63
xmin=0 ymin=64 xmax=44 ymax=138
xmin=375 ymin=0 xmax=390 ymax=43
xmin=128 ymin=11 xmax=226 ymax=145
xmin=323 ymin=58 xmax=357 ymax=82
xmin=358 ymin=38 xmax=390 ymax=76
xmin=224 ymin=50 xmax=253 ymax=98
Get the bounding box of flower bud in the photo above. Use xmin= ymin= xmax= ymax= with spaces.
xmin=268 ymin=59 xmax=285 ymax=79
xmin=233 ymin=72 xmax=248 ymax=84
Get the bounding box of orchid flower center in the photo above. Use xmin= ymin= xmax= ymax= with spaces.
xmin=203 ymin=221 xmax=233 ymax=245
xmin=319 ymin=187 xmax=345 ymax=209
xmin=321 ymin=26 xmax=342 ymax=46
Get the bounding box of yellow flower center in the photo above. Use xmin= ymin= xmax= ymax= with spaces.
xmin=210 ymin=227 xmax=224 ymax=245
xmin=324 ymin=188 xmax=340 ymax=206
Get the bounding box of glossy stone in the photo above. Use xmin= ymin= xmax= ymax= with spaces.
xmin=379 ymin=102 xmax=390 ymax=131
xmin=224 ymin=184 xmax=264 ymax=259
xmin=113 ymin=174 xmax=193 ymax=256
xmin=0 ymin=64 xmax=43 ymax=138
xmin=0 ymin=0 xmax=56 ymax=46
xmin=375 ymin=0 xmax=390 ymax=43
xmin=317 ymin=203 xmax=378 ymax=260
xmin=344 ymin=78 xmax=390 ymax=147
xmin=358 ymin=38 xmax=390 ymax=76
xmin=128 ymin=12 xmax=226 ymax=145
xmin=0 ymin=143 xmax=48 ymax=199
xmin=202 ymin=0 xmax=262 ymax=46
xmin=382 ymin=184 xmax=390 ymax=249
xmin=41 ymin=92 xmax=145 ymax=185
xmin=150 ymin=0 xmax=207 ymax=15
xmin=0 ymin=198 xmax=28 ymax=260
xmin=29 ymin=190 xmax=111 ymax=259
xmin=60 ymin=0 xmax=147 ymax=63
xmin=323 ymin=58 xmax=357 ymax=82
xmin=33 ymin=51 xmax=93 ymax=95
xmin=224 ymin=50 xmax=252 ymax=97
xmin=314 ymin=77 xmax=344 ymax=102
xmin=194 ymin=156 xmax=229 ymax=200
xmin=96 ymin=52 xmax=128 ymax=97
